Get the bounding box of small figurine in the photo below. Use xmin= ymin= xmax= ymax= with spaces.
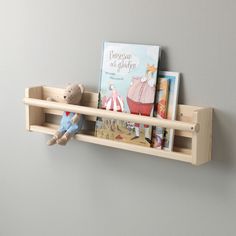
xmin=47 ymin=83 xmax=84 ymax=146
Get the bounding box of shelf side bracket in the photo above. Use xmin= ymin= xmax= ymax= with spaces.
xmin=25 ymin=86 xmax=44 ymax=130
xmin=192 ymin=108 xmax=213 ymax=165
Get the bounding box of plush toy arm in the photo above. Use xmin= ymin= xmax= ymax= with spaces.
xmin=72 ymin=113 xmax=80 ymax=124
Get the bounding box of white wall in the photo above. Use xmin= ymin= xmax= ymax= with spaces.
xmin=0 ymin=0 xmax=236 ymax=235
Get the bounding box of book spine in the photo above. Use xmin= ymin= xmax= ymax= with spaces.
xmin=162 ymin=72 xmax=180 ymax=151
xmin=152 ymin=78 xmax=169 ymax=149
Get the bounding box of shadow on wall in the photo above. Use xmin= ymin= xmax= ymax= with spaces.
xmin=212 ymin=109 xmax=236 ymax=168
xmin=159 ymin=48 xmax=236 ymax=169
xmin=158 ymin=47 xmax=187 ymax=104
xmin=158 ymin=47 xmax=169 ymax=72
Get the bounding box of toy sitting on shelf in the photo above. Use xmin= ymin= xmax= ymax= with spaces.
xmin=47 ymin=84 xmax=84 ymax=146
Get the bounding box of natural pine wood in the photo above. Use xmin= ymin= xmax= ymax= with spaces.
xmin=25 ymin=87 xmax=44 ymax=130
xmin=23 ymin=98 xmax=198 ymax=132
xmin=192 ymin=107 xmax=213 ymax=165
xmin=23 ymin=86 xmax=213 ymax=165
xmin=30 ymin=123 xmax=192 ymax=163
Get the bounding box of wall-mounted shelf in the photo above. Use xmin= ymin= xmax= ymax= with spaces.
xmin=23 ymin=86 xmax=213 ymax=166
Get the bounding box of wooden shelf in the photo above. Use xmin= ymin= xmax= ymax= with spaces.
xmin=23 ymin=86 xmax=213 ymax=166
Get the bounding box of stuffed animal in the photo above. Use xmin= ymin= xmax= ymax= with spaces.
xmin=47 ymin=84 xmax=84 ymax=146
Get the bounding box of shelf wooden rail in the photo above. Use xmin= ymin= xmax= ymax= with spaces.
xmin=23 ymin=97 xmax=199 ymax=133
xmin=23 ymin=86 xmax=213 ymax=166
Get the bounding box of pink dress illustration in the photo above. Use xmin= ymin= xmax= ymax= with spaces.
xmin=102 ymin=84 xmax=124 ymax=112
xmin=127 ymin=65 xmax=157 ymax=144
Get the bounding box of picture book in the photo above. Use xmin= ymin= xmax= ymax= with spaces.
xmin=158 ymin=71 xmax=180 ymax=151
xmin=152 ymin=77 xmax=169 ymax=149
xmin=95 ymin=42 xmax=161 ymax=147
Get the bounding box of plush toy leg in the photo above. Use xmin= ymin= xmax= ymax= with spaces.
xmin=57 ymin=132 xmax=73 ymax=146
xmin=47 ymin=131 xmax=64 ymax=146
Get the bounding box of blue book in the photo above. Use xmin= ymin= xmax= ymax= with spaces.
xmin=95 ymin=42 xmax=161 ymax=147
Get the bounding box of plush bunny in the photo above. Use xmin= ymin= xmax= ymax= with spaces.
xmin=47 ymin=84 xmax=84 ymax=146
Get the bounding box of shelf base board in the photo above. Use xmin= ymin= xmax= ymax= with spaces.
xmin=29 ymin=123 xmax=193 ymax=164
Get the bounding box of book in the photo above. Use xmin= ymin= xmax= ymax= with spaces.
xmin=152 ymin=77 xmax=169 ymax=149
xmin=95 ymin=42 xmax=161 ymax=147
xmin=158 ymin=71 xmax=180 ymax=151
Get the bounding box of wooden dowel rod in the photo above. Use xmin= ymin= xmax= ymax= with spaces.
xmin=23 ymin=98 xmax=199 ymax=132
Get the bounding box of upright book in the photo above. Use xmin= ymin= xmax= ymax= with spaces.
xmin=152 ymin=77 xmax=169 ymax=149
xmin=95 ymin=42 xmax=161 ymax=147
xmin=157 ymin=71 xmax=180 ymax=151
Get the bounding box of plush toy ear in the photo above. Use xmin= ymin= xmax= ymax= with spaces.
xmin=78 ymin=84 xmax=84 ymax=94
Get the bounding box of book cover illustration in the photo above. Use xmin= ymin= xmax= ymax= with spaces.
xmin=159 ymin=71 xmax=180 ymax=151
xmin=95 ymin=42 xmax=161 ymax=147
xmin=152 ymin=77 xmax=169 ymax=149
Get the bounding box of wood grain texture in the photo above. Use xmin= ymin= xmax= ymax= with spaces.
xmin=24 ymin=86 xmax=213 ymax=165
xmin=25 ymin=87 xmax=44 ymax=130
xmin=23 ymin=98 xmax=198 ymax=132
xmin=30 ymin=123 xmax=192 ymax=163
xmin=192 ymin=107 xmax=213 ymax=165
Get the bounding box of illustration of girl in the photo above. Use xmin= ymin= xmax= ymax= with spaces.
xmin=127 ymin=64 xmax=157 ymax=144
